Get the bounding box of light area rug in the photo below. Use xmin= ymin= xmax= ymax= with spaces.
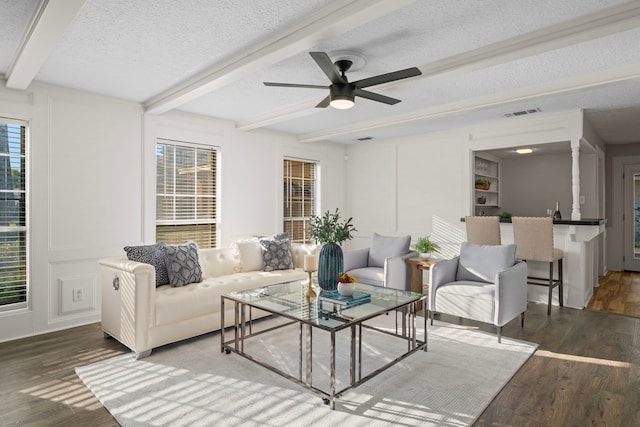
xmin=76 ymin=316 xmax=536 ymax=427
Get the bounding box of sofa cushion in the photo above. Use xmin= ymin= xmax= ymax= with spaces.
xmin=232 ymin=238 xmax=264 ymax=272
xmin=456 ymin=242 xmax=516 ymax=284
xmin=260 ymin=237 xmax=294 ymax=271
xmin=154 ymin=268 xmax=307 ymax=325
xmin=165 ymin=242 xmax=203 ymax=287
xmin=368 ymin=233 xmax=411 ymax=268
xmin=123 ymin=242 xmax=169 ymax=287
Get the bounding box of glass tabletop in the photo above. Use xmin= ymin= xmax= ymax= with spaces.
xmin=224 ymin=280 xmax=424 ymax=331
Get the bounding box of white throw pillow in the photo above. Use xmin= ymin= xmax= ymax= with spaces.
xmin=232 ymin=238 xmax=264 ymax=272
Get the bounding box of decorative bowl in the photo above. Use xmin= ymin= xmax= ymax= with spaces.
xmin=337 ymin=282 xmax=356 ymax=297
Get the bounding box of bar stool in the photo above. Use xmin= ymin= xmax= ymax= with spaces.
xmin=511 ymin=217 xmax=564 ymax=315
xmin=464 ymin=216 xmax=501 ymax=245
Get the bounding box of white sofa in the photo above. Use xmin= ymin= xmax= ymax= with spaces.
xmin=99 ymin=241 xmax=318 ymax=358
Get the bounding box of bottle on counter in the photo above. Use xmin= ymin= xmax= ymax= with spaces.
xmin=553 ymin=201 xmax=562 ymax=221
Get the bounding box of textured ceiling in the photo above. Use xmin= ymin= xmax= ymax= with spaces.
xmin=2 ymin=0 xmax=640 ymax=146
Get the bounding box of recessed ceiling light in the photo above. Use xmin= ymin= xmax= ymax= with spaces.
xmin=516 ymin=148 xmax=533 ymax=154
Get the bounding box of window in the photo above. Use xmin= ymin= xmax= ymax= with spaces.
xmin=0 ymin=120 xmax=28 ymax=311
xmin=156 ymin=140 xmax=218 ymax=248
xmin=283 ymin=158 xmax=317 ymax=243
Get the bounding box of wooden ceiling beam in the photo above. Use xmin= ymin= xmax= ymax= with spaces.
xmin=6 ymin=0 xmax=86 ymax=90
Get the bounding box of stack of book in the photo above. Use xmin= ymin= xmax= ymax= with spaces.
xmin=319 ymin=290 xmax=371 ymax=311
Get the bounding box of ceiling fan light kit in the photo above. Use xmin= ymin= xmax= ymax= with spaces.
xmin=329 ymin=84 xmax=355 ymax=109
xmin=263 ymin=52 xmax=421 ymax=110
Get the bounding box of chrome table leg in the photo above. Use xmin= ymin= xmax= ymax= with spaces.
xmin=306 ymin=324 xmax=312 ymax=386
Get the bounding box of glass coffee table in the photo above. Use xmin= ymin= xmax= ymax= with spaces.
xmin=220 ymin=280 xmax=427 ymax=409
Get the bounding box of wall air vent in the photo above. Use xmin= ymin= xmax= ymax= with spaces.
xmin=504 ymin=108 xmax=541 ymax=118
xmin=356 ymin=136 xmax=374 ymax=141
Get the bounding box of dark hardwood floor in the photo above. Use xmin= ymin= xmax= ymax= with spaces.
xmin=588 ymin=271 xmax=640 ymax=318
xmin=2 ymin=273 xmax=640 ymax=426
xmin=1 ymin=323 xmax=128 ymax=427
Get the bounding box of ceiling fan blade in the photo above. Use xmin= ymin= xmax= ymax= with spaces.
xmin=309 ymin=52 xmax=346 ymax=85
xmin=263 ymin=82 xmax=328 ymax=89
xmin=315 ymin=95 xmax=330 ymax=108
xmin=355 ymin=88 xmax=401 ymax=105
xmin=353 ymin=67 xmax=422 ymax=89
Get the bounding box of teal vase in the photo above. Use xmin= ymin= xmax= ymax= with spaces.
xmin=318 ymin=242 xmax=343 ymax=290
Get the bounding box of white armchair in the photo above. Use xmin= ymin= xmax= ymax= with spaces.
xmin=343 ymin=233 xmax=418 ymax=291
xmin=429 ymin=242 xmax=528 ymax=342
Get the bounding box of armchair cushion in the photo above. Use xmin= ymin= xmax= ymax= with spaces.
xmin=348 ymin=266 xmax=384 ymax=287
xmin=368 ymin=233 xmax=411 ymax=268
xmin=343 ymin=248 xmax=369 ymax=272
xmin=434 ymin=280 xmax=496 ymax=321
xmin=456 ymin=242 xmax=516 ymax=283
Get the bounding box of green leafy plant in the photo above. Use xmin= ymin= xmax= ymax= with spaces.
xmin=412 ymin=236 xmax=440 ymax=254
xmin=500 ymin=211 xmax=512 ymax=219
xmin=309 ymin=209 xmax=356 ymax=245
xmin=475 ymin=178 xmax=490 ymax=190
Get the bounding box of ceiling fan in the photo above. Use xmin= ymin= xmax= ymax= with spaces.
xmin=263 ymin=52 xmax=422 ymax=110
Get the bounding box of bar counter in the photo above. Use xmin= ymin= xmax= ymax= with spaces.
xmin=498 ymin=217 xmax=607 ymax=226
xmin=461 ymin=217 xmax=607 ymax=309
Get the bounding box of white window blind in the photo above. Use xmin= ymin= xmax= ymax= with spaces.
xmin=0 ymin=120 xmax=28 ymax=311
xmin=283 ymin=158 xmax=318 ymax=243
xmin=156 ymin=140 xmax=218 ymax=248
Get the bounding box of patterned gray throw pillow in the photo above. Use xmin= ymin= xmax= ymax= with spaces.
xmin=260 ymin=238 xmax=294 ymax=272
xmin=124 ymin=243 xmax=169 ymax=287
xmin=164 ymin=242 xmax=203 ymax=287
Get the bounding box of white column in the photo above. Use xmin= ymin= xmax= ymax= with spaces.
xmin=571 ymin=140 xmax=581 ymax=220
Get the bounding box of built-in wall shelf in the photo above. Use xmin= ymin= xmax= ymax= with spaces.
xmin=474 ymin=155 xmax=500 ymax=216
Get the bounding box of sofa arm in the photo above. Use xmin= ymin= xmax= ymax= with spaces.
xmin=343 ymin=248 xmax=370 ymax=272
xmin=383 ymin=251 xmax=418 ymax=291
xmin=428 ymin=256 xmax=459 ymax=310
xmin=99 ymin=257 xmax=156 ymax=354
xmin=290 ymin=243 xmax=320 ymax=269
xmin=494 ymin=260 xmax=528 ymax=326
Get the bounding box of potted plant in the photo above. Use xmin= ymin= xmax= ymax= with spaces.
xmin=412 ymin=236 xmax=440 ymax=259
xmin=500 ymin=211 xmax=512 ymax=219
xmin=337 ymin=272 xmax=356 ymax=296
xmin=309 ymin=208 xmax=356 ymax=245
xmin=309 ymin=209 xmax=357 ymax=290
xmin=475 ymin=178 xmax=490 ymax=190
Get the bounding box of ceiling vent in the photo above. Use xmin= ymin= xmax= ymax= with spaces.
xmin=504 ymin=108 xmax=541 ymax=118
xmin=356 ymin=136 xmax=374 ymax=141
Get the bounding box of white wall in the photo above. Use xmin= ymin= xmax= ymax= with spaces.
xmin=0 ymin=84 xmax=346 ymax=343
xmin=345 ymin=131 xmax=468 ymax=254
xmin=0 ymin=83 xmax=144 ymax=342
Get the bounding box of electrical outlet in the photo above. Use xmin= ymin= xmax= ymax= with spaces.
xmin=72 ymin=288 xmax=83 ymax=302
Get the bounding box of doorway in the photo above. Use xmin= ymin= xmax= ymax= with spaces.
xmin=623 ymin=164 xmax=640 ymax=271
